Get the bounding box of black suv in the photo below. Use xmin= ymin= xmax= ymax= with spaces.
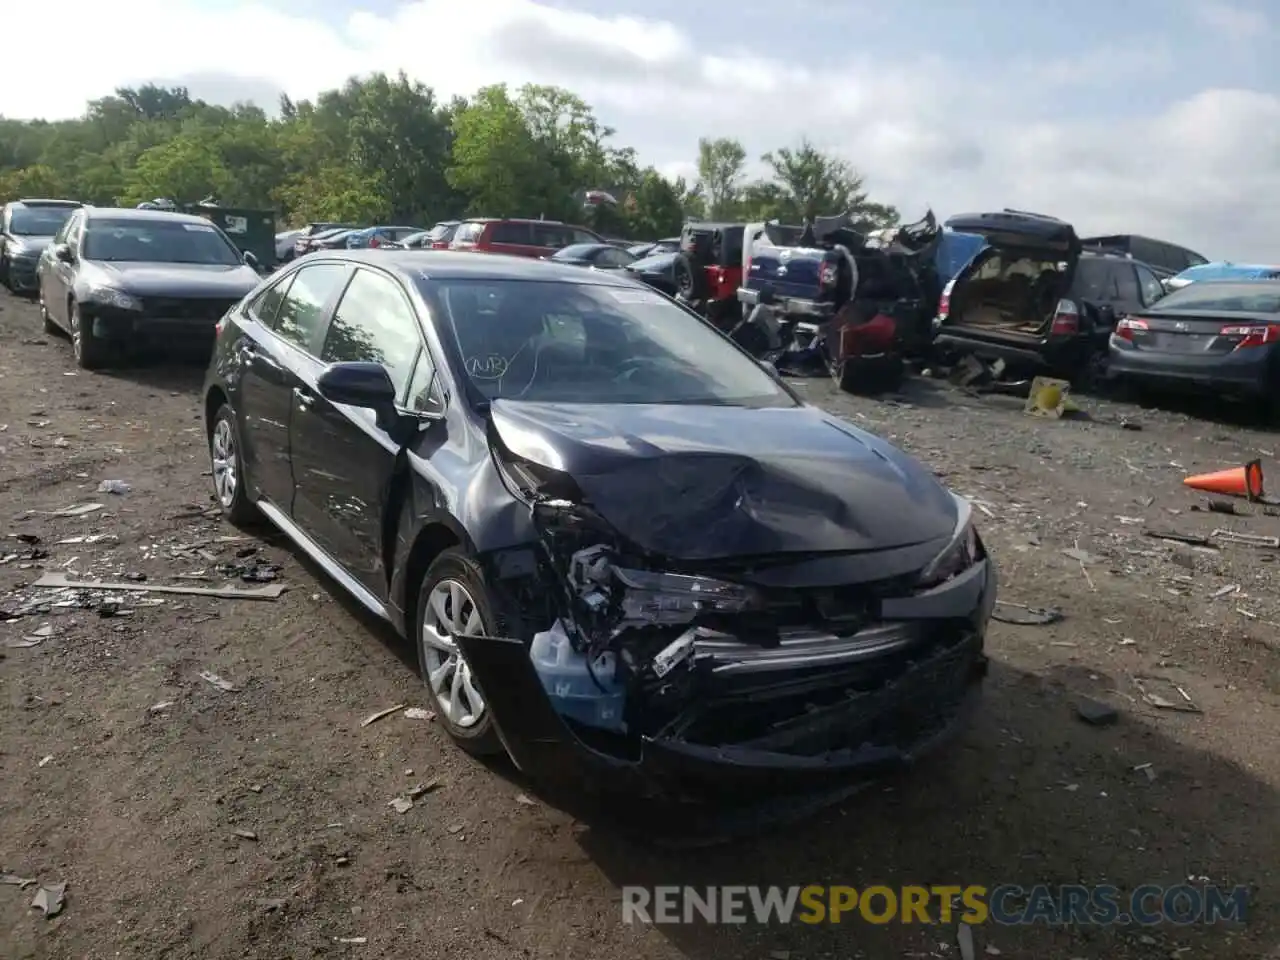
xmin=932 ymin=210 xmax=1167 ymax=379
xmin=1 ymin=198 xmax=83 ymax=295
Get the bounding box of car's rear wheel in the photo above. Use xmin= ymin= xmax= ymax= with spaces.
xmin=0 ymin=255 xmax=9 ymax=291
xmin=415 ymin=549 xmax=507 ymax=757
xmin=70 ymin=301 xmax=110 ymax=370
xmin=209 ymin=404 xmax=259 ymax=526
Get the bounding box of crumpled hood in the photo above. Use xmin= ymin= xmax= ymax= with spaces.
xmin=83 ymin=261 xmax=260 ymax=298
xmin=6 ymin=236 xmax=52 ymax=258
xmin=489 ymin=400 xmax=958 ymax=560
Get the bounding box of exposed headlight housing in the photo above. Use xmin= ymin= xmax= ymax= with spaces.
xmin=611 ymin=567 xmax=760 ymax=624
xmin=84 ymin=284 xmax=142 ymax=311
xmin=915 ymin=496 xmax=981 ymax=590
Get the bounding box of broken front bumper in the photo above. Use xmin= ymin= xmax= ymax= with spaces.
xmin=456 ymin=559 xmax=996 ymax=806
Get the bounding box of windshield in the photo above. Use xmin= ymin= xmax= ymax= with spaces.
xmin=422 ymin=279 xmax=796 ymax=408
xmin=82 ymin=218 xmax=243 ymax=265
xmin=552 ymin=244 xmax=601 ymax=260
xmin=1153 ymin=282 xmax=1280 ymax=314
xmin=9 ymin=206 xmax=77 ymax=237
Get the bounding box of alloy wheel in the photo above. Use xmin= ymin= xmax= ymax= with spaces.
xmin=421 ymin=579 xmax=488 ymax=728
xmin=210 ymin=418 xmax=239 ymax=507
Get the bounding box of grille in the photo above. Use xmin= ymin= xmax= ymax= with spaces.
xmin=141 ymin=297 xmax=238 ymax=322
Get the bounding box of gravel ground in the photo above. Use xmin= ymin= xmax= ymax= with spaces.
xmin=1 ymin=288 xmax=1279 ymax=960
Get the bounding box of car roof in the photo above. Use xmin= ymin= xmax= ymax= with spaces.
xmin=11 ymin=198 xmax=83 ymax=208
xmin=83 ymin=206 xmax=213 ymax=226
xmin=463 ymin=217 xmax=566 ymax=226
xmin=312 ymin=249 xmax=642 ymax=287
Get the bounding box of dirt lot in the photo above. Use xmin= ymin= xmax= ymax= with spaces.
xmin=2 ymin=288 xmax=1279 ymax=960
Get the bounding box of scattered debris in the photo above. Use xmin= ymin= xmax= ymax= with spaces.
xmin=1212 ymin=529 xmax=1280 ymax=549
xmin=407 ymin=779 xmax=442 ymax=801
xmin=257 ymin=898 xmax=286 ymax=913
xmin=1211 ymin=584 xmax=1241 ymax=599
xmin=1074 ymin=697 xmax=1119 ymax=726
xmin=515 ymin=793 xmax=537 ymax=806
xmin=957 ymin=922 xmax=976 ymax=960
xmin=360 ymin=704 xmax=406 ymax=728
xmin=198 ymin=671 xmax=238 ymax=693
xmin=1134 ymin=676 xmax=1201 ymax=713
xmin=402 ymin=707 xmax=435 ymax=721
xmin=30 ymin=882 xmax=66 ymax=918
xmin=991 ymin=601 xmax=1063 ymax=626
xmin=334 ymin=937 xmax=368 ymax=945
xmin=33 ymin=571 xmax=286 ymax=600
xmin=1133 ymin=763 xmax=1157 ymax=782
xmin=1145 ymin=528 xmax=1213 ymax=547
xmin=96 ymin=479 xmax=132 ymax=495
xmin=0 ymin=873 xmax=36 ymax=889
xmin=387 ymin=798 xmax=414 ymax=815
xmin=43 ymin=503 xmax=104 ymax=518
xmin=147 ymin=701 xmax=176 ymax=714
xmin=37 ymin=756 xmax=53 ymax=767
xmin=232 ymin=829 xmax=258 ymax=841
xmin=1061 ymin=547 xmax=1101 ymax=565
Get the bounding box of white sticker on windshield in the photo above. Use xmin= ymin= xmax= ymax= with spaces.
xmin=182 ymin=223 xmax=216 ymax=232
xmin=608 ymin=288 xmax=664 ymax=304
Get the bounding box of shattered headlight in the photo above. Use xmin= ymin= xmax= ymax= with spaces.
xmin=612 ymin=567 xmax=760 ymax=625
xmin=915 ymin=496 xmax=980 ymax=590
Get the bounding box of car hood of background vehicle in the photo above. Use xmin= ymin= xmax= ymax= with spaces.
xmin=489 ymin=399 xmax=958 ymax=560
xmin=84 ymin=262 xmax=261 ymax=297
xmin=8 ymin=236 xmax=53 ymax=256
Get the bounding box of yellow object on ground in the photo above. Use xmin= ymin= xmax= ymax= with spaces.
xmin=1024 ymin=376 xmax=1073 ymax=418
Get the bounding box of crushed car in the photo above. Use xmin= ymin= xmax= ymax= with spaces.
xmin=731 ymin=210 xmax=944 ymax=388
xmin=204 ymin=251 xmax=996 ymax=814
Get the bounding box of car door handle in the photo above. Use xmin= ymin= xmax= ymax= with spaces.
xmin=293 ymin=386 xmax=316 ymax=409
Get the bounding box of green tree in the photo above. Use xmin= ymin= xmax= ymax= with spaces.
xmin=762 ymin=138 xmax=898 ymax=229
xmin=275 ymin=166 xmax=389 ymax=224
xmin=120 ymin=134 xmax=231 ymax=206
xmin=446 ymin=85 xmax=558 ymax=217
xmin=695 ymin=137 xmax=747 ymax=220
xmin=0 ymin=164 xmax=66 ymax=202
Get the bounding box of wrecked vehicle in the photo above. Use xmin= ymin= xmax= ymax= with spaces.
xmin=204 ymin=251 xmax=995 ymax=807
xmin=932 ymin=210 xmax=1166 ymax=382
xmin=736 ymin=210 xmax=945 ymax=365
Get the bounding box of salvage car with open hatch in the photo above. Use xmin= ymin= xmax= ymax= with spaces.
xmin=202 ymin=251 xmax=996 ymax=808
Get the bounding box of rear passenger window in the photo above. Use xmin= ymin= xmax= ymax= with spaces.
xmin=1135 ymin=265 xmax=1165 ymax=305
xmin=452 ymin=223 xmax=481 ymax=244
xmin=531 ymin=224 xmax=570 ymax=248
xmin=320 ymin=268 xmax=422 ymax=399
xmin=274 ymin=263 xmax=349 ymax=353
xmin=1114 ymin=264 xmax=1140 ymax=302
xmin=571 ymin=229 xmax=598 ymax=245
xmin=491 ymin=222 xmax=533 ymax=245
xmin=251 ymin=273 xmax=294 ymax=327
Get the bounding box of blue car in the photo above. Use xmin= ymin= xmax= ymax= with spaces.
xmin=1166 ymin=261 xmax=1280 ymax=290
xmin=346 ymin=226 xmax=422 ymax=250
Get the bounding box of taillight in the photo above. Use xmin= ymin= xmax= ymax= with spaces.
xmin=1115 ymin=317 xmax=1149 ymax=342
xmin=819 ymin=261 xmax=839 ymax=288
xmin=1050 ymin=299 xmax=1079 ymax=335
xmin=937 ymin=279 xmax=955 ymax=318
xmin=1220 ymin=323 xmax=1280 ymax=350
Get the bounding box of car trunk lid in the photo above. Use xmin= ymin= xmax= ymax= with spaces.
xmin=1117 ymin=311 xmax=1280 ymax=355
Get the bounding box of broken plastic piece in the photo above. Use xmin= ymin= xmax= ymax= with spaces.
xmin=31 ymin=882 xmax=66 ymax=918
xmin=651 ymin=628 xmax=697 ymax=679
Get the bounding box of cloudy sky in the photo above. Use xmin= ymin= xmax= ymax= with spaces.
xmin=5 ymin=0 xmax=1279 ymax=260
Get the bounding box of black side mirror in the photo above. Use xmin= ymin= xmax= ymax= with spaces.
xmin=317 ymin=362 xmax=396 ymax=410
xmin=53 ymin=244 xmax=73 ymax=263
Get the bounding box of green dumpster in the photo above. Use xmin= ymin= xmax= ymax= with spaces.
xmin=179 ymin=204 xmax=278 ymax=270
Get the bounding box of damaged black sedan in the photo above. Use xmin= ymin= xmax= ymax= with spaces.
xmin=203 ymin=251 xmax=996 ymax=805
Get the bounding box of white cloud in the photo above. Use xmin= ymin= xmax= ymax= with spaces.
xmin=4 ymin=0 xmax=1280 ymax=261
xmin=1196 ymin=1 xmax=1270 ymax=43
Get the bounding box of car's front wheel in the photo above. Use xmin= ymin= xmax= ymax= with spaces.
xmin=70 ymin=301 xmax=110 ymax=370
xmin=415 ymin=549 xmax=508 ymax=757
xmin=208 ymin=403 xmax=259 ymax=526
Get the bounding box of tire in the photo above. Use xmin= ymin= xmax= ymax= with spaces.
xmin=414 ymin=548 xmax=516 ymax=758
xmin=672 ymin=253 xmax=708 ymax=301
xmin=0 ymin=256 xmax=9 ymax=292
xmin=208 ymin=403 xmax=260 ymax=526
xmin=69 ymin=300 xmax=110 ymax=370
xmin=39 ymin=295 xmax=58 ymax=335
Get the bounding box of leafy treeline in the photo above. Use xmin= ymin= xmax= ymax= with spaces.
xmin=0 ymin=73 xmax=898 ymax=239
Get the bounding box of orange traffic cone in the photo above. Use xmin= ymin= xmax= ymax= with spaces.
xmin=1183 ymin=460 xmax=1265 ymax=500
